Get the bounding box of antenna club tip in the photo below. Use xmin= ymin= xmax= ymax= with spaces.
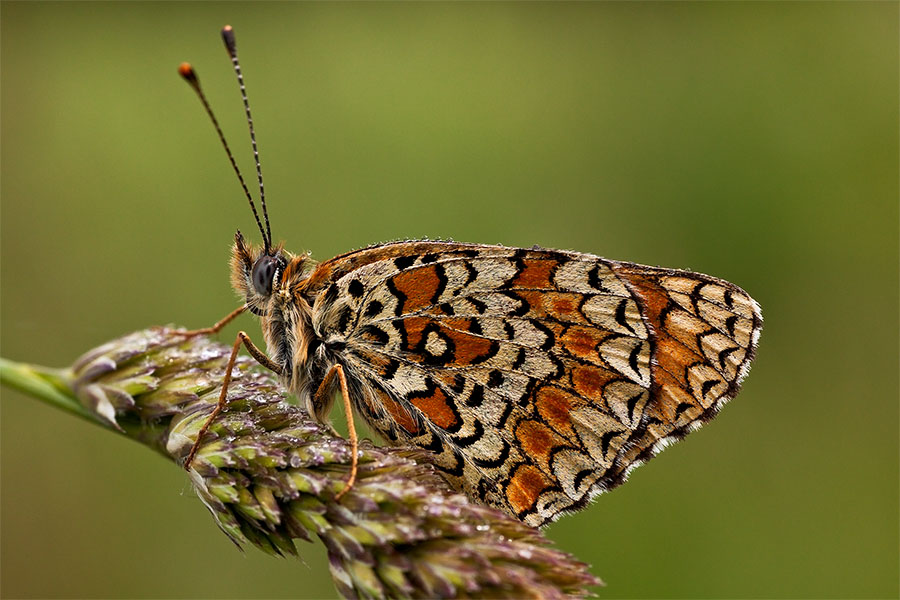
xmin=178 ymin=62 xmax=197 ymax=82
xmin=221 ymin=25 xmax=237 ymax=54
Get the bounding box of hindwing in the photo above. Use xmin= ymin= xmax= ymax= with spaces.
xmin=304 ymin=241 xmax=762 ymax=527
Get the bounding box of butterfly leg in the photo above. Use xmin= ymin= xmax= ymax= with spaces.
xmin=314 ymin=364 xmax=359 ymax=500
xmin=175 ymin=304 xmax=247 ymax=337
xmin=183 ymin=330 xmax=282 ymax=471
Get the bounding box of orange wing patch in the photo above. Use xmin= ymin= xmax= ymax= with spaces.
xmin=560 ymin=325 xmax=608 ymax=360
xmin=400 ymin=317 xmax=498 ymax=366
xmin=534 ymin=385 xmax=582 ymax=440
xmin=571 ymin=364 xmax=618 ymax=399
xmin=409 ymin=385 xmax=460 ymax=431
xmin=511 ymin=259 xmax=558 ymax=289
xmin=380 ymin=392 xmax=420 ymax=435
xmin=506 ymin=464 xmax=555 ymax=516
xmin=514 ymin=419 xmax=573 ymax=473
xmin=391 ymin=264 xmax=443 ymax=313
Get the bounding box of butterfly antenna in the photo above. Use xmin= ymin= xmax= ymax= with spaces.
xmin=178 ymin=61 xmax=270 ymax=252
xmin=221 ymin=25 xmax=271 ymax=254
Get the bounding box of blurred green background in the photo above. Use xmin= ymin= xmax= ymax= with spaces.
xmin=2 ymin=3 xmax=897 ymax=598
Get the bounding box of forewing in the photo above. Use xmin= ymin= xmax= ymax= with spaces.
xmin=309 ymin=242 xmax=761 ymax=526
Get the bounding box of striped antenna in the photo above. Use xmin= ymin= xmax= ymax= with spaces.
xmin=177 ymin=39 xmax=271 ymax=253
xmin=221 ymin=25 xmax=271 ymax=253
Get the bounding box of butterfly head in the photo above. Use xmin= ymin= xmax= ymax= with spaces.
xmin=231 ymin=230 xmax=297 ymax=315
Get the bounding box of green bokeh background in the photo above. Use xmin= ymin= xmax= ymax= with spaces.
xmin=2 ymin=3 xmax=897 ymax=598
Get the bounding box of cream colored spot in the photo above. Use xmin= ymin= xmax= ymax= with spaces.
xmin=424 ymin=330 xmax=448 ymax=357
xmin=582 ymin=295 xmax=647 ymax=338
xmin=598 ymin=337 xmax=651 ymax=386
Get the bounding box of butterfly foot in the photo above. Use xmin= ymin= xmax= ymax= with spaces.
xmin=182 ymin=436 xmax=204 ymax=472
xmin=182 ymin=397 xmax=227 ymax=472
xmin=334 ymin=458 xmax=358 ymax=501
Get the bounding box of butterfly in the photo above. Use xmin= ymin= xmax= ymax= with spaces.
xmin=180 ymin=26 xmax=762 ymax=528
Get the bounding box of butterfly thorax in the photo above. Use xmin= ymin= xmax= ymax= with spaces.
xmin=229 ymin=232 xmax=313 ymax=401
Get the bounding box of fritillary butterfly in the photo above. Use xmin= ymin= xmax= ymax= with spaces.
xmin=181 ymin=26 xmax=762 ymax=527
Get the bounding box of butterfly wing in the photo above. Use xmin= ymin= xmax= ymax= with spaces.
xmin=305 ymin=242 xmax=761 ymax=527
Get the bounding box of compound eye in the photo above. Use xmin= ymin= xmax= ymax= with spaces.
xmin=251 ymin=255 xmax=278 ymax=296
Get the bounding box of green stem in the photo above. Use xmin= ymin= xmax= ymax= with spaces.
xmin=0 ymin=357 xmax=99 ymax=426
